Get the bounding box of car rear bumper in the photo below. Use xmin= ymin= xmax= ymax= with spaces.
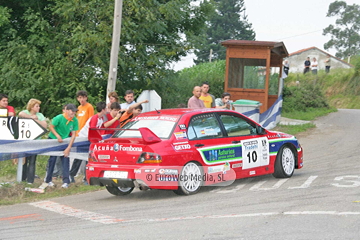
xmin=86 ymin=163 xmax=179 ymax=190
xmin=89 ymin=177 xmax=135 ymax=188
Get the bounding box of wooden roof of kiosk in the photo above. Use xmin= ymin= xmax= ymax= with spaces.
xmin=221 ymin=40 xmax=288 ymax=113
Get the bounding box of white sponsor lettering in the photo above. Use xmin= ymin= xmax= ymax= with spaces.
xmin=159 ymin=116 xmax=178 ymax=122
xmin=118 ymin=145 xmax=143 ymax=152
xmin=93 ymin=145 xmax=114 ymax=151
xmin=174 ymin=144 xmax=191 ymax=150
xmin=232 ymin=163 xmax=242 ymax=168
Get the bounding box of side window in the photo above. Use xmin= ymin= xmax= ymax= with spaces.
xmin=187 ymin=114 xmax=223 ymax=140
xmin=220 ymin=114 xmax=256 ymax=136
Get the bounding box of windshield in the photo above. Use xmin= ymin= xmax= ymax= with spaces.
xmin=112 ymin=115 xmax=180 ymax=139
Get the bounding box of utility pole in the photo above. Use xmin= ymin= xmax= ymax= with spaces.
xmin=209 ymin=49 xmax=213 ymax=62
xmin=107 ymin=0 xmax=123 ymax=101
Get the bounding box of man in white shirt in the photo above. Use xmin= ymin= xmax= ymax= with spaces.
xmin=120 ymin=90 xmax=136 ymax=110
xmin=311 ymin=57 xmax=318 ymax=75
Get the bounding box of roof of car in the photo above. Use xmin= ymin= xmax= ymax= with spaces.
xmin=140 ymin=108 xmax=233 ymax=116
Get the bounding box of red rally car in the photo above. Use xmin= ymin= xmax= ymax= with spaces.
xmin=86 ymin=108 xmax=303 ymax=196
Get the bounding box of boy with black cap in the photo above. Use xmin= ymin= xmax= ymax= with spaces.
xmin=41 ymin=103 xmax=79 ymax=189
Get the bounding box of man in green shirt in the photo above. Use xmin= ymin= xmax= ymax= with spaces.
xmin=43 ymin=104 xmax=79 ymax=189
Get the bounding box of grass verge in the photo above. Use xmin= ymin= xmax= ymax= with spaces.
xmin=273 ymin=107 xmax=336 ymax=136
xmin=0 ymin=156 xmax=103 ymax=206
xmin=273 ymin=123 xmax=316 ymax=136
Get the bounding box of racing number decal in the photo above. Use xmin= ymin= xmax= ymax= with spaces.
xmin=247 ymin=151 xmax=257 ymax=163
xmin=242 ymin=137 xmax=269 ymax=169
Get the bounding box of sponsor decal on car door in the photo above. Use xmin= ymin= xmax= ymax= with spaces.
xmin=241 ymin=137 xmax=269 ymax=169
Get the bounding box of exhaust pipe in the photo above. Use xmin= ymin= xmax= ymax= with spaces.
xmin=134 ymin=180 xmax=150 ymax=191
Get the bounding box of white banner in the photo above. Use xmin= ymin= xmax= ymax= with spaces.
xmin=0 ymin=137 xmax=91 ymax=161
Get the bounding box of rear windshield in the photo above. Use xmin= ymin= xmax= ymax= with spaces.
xmin=112 ymin=115 xmax=179 ymax=139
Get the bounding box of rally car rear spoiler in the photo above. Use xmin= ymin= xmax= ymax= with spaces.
xmin=89 ymin=127 xmax=161 ymax=144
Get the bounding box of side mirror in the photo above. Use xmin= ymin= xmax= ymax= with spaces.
xmin=256 ymin=126 xmax=266 ymax=135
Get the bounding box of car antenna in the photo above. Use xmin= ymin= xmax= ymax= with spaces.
xmin=154 ymin=108 xmax=161 ymax=114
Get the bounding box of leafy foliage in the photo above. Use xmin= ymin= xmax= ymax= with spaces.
xmin=283 ymin=65 xmax=360 ymax=110
xmin=282 ymin=82 xmax=329 ymax=112
xmin=194 ymin=0 xmax=255 ymax=64
xmin=323 ymin=1 xmax=360 ymax=58
xmin=160 ymin=60 xmax=226 ymax=108
xmin=0 ymin=0 xmax=213 ymax=117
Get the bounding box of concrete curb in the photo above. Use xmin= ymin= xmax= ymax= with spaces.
xmin=279 ymin=117 xmax=311 ymax=125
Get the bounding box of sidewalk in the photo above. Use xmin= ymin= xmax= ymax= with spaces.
xmin=279 ymin=117 xmax=311 ymax=125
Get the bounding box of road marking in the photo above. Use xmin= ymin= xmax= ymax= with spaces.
xmin=28 ymin=201 xmax=360 ymax=225
xmin=332 ymin=175 xmax=360 ymax=188
xmin=288 ymin=175 xmax=318 ymax=189
xmin=130 ymin=211 xmax=360 ymax=223
xmin=29 ymin=201 xmax=124 ymax=224
xmin=284 ymin=211 xmax=360 ymax=215
xmin=0 ymin=214 xmax=42 ymax=223
xmin=249 ymin=179 xmax=288 ymax=191
xmin=210 ymin=178 xmax=253 ymax=193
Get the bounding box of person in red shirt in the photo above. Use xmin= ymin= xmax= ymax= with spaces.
xmin=0 ymin=93 xmax=15 ymax=116
xmin=70 ymin=102 xmax=107 ymax=184
xmin=103 ymin=102 xmax=122 ymax=135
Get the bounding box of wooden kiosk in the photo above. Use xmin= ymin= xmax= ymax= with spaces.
xmin=221 ymin=40 xmax=288 ymax=113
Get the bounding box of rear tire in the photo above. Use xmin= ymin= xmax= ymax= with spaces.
xmin=173 ymin=162 xmax=203 ymax=195
xmin=106 ymin=186 xmax=134 ymax=196
xmin=273 ymin=145 xmax=295 ymax=178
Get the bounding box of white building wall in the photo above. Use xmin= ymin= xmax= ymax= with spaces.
xmin=286 ymin=48 xmax=352 ymax=74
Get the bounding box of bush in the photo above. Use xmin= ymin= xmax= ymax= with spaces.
xmin=282 ymin=81 xmax=329 ymax=112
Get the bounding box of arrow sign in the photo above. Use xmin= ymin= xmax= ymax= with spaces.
xmin=0 ymin=117 xmax=47 ymax=140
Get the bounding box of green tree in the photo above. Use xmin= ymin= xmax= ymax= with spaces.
xmin=323 ymin=1 xmax=360 ymax=58
xmin=0 ymin=0 xmax=213 ymax=117
xmin=194 ymin=0 xmax=255 ymax=64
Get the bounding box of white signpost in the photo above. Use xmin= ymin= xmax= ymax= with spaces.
xmin=0 ymin=117 xmax=47 ymax=140
xmin=136 ymin=90 xmax=161 ymax=113
xmin=0 ymin=117 xmax=47 ymax=182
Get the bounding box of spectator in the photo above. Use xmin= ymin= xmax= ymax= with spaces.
xmin=311 ymin=57 xmax=318 ymax=75
xmin=215 ymin=92 xmax=232 ymax=109
xmin=119 ymin=99 xmax=149 ymax=127
xmin=69 ymin=90 xmax=94 ymax=183
xmin=120 ymin=90 xmax=136 ymax=110
xmin=283 ymin=60 xmax=290 ymax=76
xmin=187 ymin=86 xmax=205 ymax=109
xmin=70 ymin=102 xmax=107 ymax=184
xmin=76 ymin=90 xmax=94 ymax=133
xmin=103 ymin=102 xmax=122 ymax=135
xmin=53 ymin=104 xmax=67 ymax=179
xmin=0 ymin=93 xmax=15 ymax=117
xmin=324 ymin=54 xmax=331 ymax=73
xmin=106 ymin=91 xmax=119 ymax=113
xmin=199 ymin=82 xmax=215 ymax=108
xmin=41 ymin=103 xmax=79 ymax=189
xmin=18 ymin=99 xmax=47 ymax=184
xmin=304 ymin=57 xmax=311 ymax=74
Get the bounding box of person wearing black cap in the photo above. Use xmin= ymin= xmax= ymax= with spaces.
xmin=41 ymin=103 xmax=79 ymax=189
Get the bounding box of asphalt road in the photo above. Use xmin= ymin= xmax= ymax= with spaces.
xmin=1 ymin=109 xmax=360 ymax=240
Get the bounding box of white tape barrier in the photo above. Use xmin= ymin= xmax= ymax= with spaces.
xmin=0 ymin=137 xmax=90 ymax=161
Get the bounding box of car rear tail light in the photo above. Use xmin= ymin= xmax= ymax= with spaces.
xmin=137 ymin=152 xmax=162 ymax=164
xmin=88 ymin=150 xmax=98 ymax=162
